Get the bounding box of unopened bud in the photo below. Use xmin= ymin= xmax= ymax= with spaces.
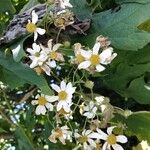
xmin=84 ymin=80 xmax=94 ymax=89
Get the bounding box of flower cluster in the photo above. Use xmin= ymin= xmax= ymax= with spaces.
xmin=24 ymin=1 xmax=128 ymax=150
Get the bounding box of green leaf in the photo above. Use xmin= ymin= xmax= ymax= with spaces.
xmin=0 ymin=52 xmax=52 ymax=95
xmin=15 ymin=127 xmax=34 ymax=150
xmin=126 ymin=77 xmax=150 ymax=104
xmin=116 ymin=0 xmax=150 ymax=4
xmin=112 ymin=112 xmax=150 ymax=143
xmin=71 ymin=0 xmax=92 ymax=19
xmin=19 ymin=0 xmax=39 ymax=14
xmin=72 ymin=0 xmax=150 ymax=50
xmin=0 ymin=128 xmax=7 ymax=133
xmin=10 ymin=36 xmax=28 ymax=62
xmin=0 ymin=0 xmax=16 ymax=14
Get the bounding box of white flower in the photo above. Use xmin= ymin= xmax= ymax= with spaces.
xmin=58 ymin=0 xmax=73 ymax=9
xmin=82 ymin=101 xmax=97 ymax=119
xmin=31 ymin=94 xmax=55 ymax=115
xmin=78 ymin=42 xmax=117 ymax=72
xmin=26 ymin=10 xmax=46 ymax=41
xmin=74 ymin=129 xmax=99 ymax=150
xmin=27 ymin=43 xmax=47 ymax=68
xmin=96 ymin=126 xmax=128 ymax=150
xmin=50 ymin=81 xmax=76 ymax=112
xmin=40 ymin=39 xmax=64 ymax=62
xmin=74 ymin=43 xmax=86 ymax=64
xmin=49 ymin=125 xmax=72 ymax=145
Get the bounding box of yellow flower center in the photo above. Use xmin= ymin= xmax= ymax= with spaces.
xmin=55 ymin=128 xmax=63 ymax=138
xmin=79 ymin=136 xmax=88 ymax=143
xmin=54 ymin=18 xmax=65 ymax=28
xmin=26 ymin=22 xmax=37 ymax=33
xmin=38 ymin=97 xmax=47 ymax=105
xmin=90 ymin=54 xmax=100 ymax=65
xmin=49 ymin=51 xmax=57 ymax=59
xmin=34 ymin=67 xmax=43 ymax=75
xmin=58 ymin=91 xmax=67 ymax=100
xmin=107 ymin=134 xmax=117 ymax=145
xmin=76 ymin=54 xmax=85 ymax=63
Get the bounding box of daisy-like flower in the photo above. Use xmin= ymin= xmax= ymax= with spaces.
xmin=49 ymin=125 xmax=72 ymax=145
xmin=50 ymin=81 xmax=76 ymax=112
xmin=58 ymin=0 xmax=73 ymax=9
xmin=81 ymin=101 xmax=97 ymax=119
xmin=27 ymin=43 xmax=47 ymax=68
xmin=74 ymin=43 xmax=86 ymax=64
xmin=40 ymin=39 xmax=64 ymax=62
xmin=31 ymin=94 xmax=55 ymax=115
xmin=26 ymin=10 xmax=46 ymax=41
xmin=78 ymin=41 xmax=117 ymax=72
xmin=74 ymin=129 xmax=100 ymax=150
xmin=96 ymin=126 xmax=128 ymax=150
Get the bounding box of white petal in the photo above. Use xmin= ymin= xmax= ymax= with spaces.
xmin=45 ymin=103 xmax=53 ymax=111
xmin=102 ymin=142 xmax=110 ymax=150
xmin=78 ymin=61 xmax=91 ymax=69
xmin=51 ymin=84 xmax=61 ymax=92
xmin=32 ymin=43 xmax=41 ymax=52
xmin=35 ymin=105 xmax=46 ymax=115
xmin=34 ymin=32 xmax=38 ymax=41
xmin=107 ymin=126 xmax=116 ymax=135
xmin=32 ymin=10 xmax=38 ymax=24
xmin=47 ymin=60 xmax=56 ymax=68
xmin=41 ymin=64 xmax=51 ymax=76
xmin=12 ymin=45 xmax=21 ymax=60
xmin=85 ymin=130 xmax=92 ymax=135
xmin=112 ymin=144 xmax=124 ymax=150
xmin=53 ymin=43 xmax=62 ymax=51
xmin=30 ymin=59 xmax=38 ymax=68
xmin=31 ymin=100 xmax=38 ymax=105
xmin=88 ymin=139 xmax=96 ymax=148
xmin=96 ymin=64 xmax=105 ymax=72
xmin=60 ymin=81 xmax=66 ymax=90
xmin=62 ymin=102 xmax=71 ymax=112
xmin=36 ymin=28 xmax=46 ymax=35
xmin=96 ymin=128 xmax=108 ymax=140
xmin=93 ymin=42 xmax=101 ymax=54
xmin=45 ymin=96 xmax=58 ymax=102
xmin=47 ymin=39 xmax=53 ymax=50
xmin=80 ymin=50 xmax=91 ymax=59
xmin=116 ymin=135 xmax=127 ymax=143
xmin=88 ymin=132 xmax=101 ymax=139
xmin=100 ymin=47 xmax=113 ymax=64
xmin=27 ymin=48 xmax=34 ymax=54
xmin=57 ymin=101 xmax=63 ymax=111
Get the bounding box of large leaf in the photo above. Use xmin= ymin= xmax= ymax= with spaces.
xmin=0 ymin=0 xmax=16 ymax=14
xmin=19 ymin=0 xmax=39 ymax=14
xmin=103 ymin=44 xmax=150 ymax=104
xmin=71 ymin=0 xmax=150 ymax=50
xmin=112 ymin=112 xmax=150 ymax=143
xmin=116 ymin=0 xmax=150 ymax=4
xmin=0 ymin=52 xmax=52 ymax=94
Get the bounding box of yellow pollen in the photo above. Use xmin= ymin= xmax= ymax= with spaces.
xmin=90 ymin=54 xmax=100 ymax=65
xmin=26 ymin=22 xmax=37 ymax=33
xmin=49 ymin=51 xmax=57 ymax=59
xmin=38 ymin=97 xmax=47 ymax=105
xmin=76 ymin=54 xmax=85 ymax=63
xmin=34 ymin=67 xmax=43 ymax=75
xmin=107 ymin=134 xmax=117 ymax=145
xmin=79 ymin=136 xmax=88 ymax=143
xmin=58 ymin=91 xmax=67 ymax=100
xmin=54 ymin=18 xmax=65 ymax=28
xmin=55 ymin=128 xmax=63 ymax=138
